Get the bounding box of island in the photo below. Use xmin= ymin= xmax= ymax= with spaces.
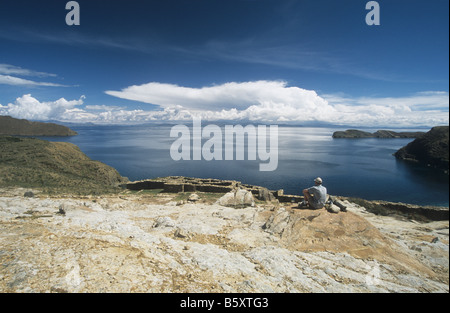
xmin=0 ymin=115 xmax=78 ymax=137
xmin=332 ymin=129 xmax=424 ymax=139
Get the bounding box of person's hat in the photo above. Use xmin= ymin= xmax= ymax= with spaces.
xmin=314 ymin=177 xmax=323 ymax=184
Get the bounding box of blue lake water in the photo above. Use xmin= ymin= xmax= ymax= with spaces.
xmin=40 ymin=124 xmax=449 ymax=207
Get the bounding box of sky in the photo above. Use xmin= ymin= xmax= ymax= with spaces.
xmin=0 ymin=0 xmax=448 ymax=127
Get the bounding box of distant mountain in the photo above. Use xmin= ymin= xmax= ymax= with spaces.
xmin=394 ymin=126 xmax=449 ymax=173
xmin=0 ymin=116 xmax=77 ymax=136
xmin=332 ymin=129 xmax=425 ymax=138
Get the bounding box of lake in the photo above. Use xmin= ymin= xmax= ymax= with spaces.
xmin=40 ymin=124 xmax=449 ymax=207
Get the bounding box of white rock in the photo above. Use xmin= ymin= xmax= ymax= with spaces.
xmin=216 ymin=189 xmax=254 ymax=208
xmin=0 ymin=191 xmax=448 ymax=293
xmin=154 ymin=216 xmax=176 ymax=228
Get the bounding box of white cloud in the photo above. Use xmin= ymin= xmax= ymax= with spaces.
xmin=105 ymin=80 xmax=449 ymax=126
xmin=0 ymin=74 xmax=66 ymax=87
xmin=322 ymin=91 xmax=449 ymax=126
xmin=356 ymin=91 xmax=449 ymax=110
xmin=0 ymin=94 xmax=193 ymax=123
xmin=1 ymin=83 xmax=448 ymax=127
xmin=0 ymin=64 xmax=57 ymax=77
xmin=0 ymin=64 xmax=68 ymax=87
xmin=85 ymin=105 xmax=126 ymax=111
xmin=0 ymin=94 xmax=85 ymax=120
xmin=105 ymin=80 xmax=334 ymax=114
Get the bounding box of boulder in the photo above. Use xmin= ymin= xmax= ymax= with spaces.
xmin=154 ymin=217 xmax=176 ymax=228
xmin=174 ymin=227 xmax=190 ymax=239
xmin=216 ymin=189 xmax=255 ymax=208
xmin=58 ymin=203 xmax=78 ymax=214
xmin=327 ymin=203 xmax=341 ymax=214
xmin=23 ymin=191 xmax=35 ymax=198
xmin=257 ymin=187 xmax=275 ymax=201
xmin=188 ymin=193 xmax=200 ymax=202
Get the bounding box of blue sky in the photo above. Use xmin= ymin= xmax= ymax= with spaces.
xmin=0 ymin=0 xmax=448 ymax=126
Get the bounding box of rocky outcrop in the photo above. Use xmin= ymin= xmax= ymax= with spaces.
xmin=346 ymin=197 xmax=449 ymax=221
xmin=333 ymin=129 xmax=424 ymax=139
xmin=0 ymin=116 xmax=77 ymax=136
xmin=394 ymin=126 xmax=449 ymax=173
xmin=0 ymin=188 xmax=448 ymax=293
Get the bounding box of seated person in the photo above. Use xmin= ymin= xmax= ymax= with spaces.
xmin=301 ymin=177 xmax=327 ymax=210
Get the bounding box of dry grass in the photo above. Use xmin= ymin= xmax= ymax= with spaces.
xmin=0 ymin=136 xmax=127 ymax=195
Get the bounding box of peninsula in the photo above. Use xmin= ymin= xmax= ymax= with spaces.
xmin=0 ymin=136 xmax=127 ymax=194
xmin=0 ymin=116 xmax=77 ymax=137
xmin=394 ymin=126 xmax=449 ymax=173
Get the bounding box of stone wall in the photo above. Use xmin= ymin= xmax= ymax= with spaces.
xmin=125 ymin=177 xmax=239 ymax=194
xmin=124 ymin=176 xmax=298 ymax=202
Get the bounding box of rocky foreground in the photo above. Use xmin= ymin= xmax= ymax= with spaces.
xmin=0 ymin=187 xmax=448 ymax=293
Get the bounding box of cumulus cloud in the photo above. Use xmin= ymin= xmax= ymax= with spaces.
xmin=0 ymin=94 xmax=193 ymax=123
xmin=0 ymin=94 xmax=85 ymax=120
xmin=105 ymin=80 xmax=449 ymax=126
xmin=1 ymin=82 xmax=448 ymax=127
xmin=105 ymin=80 xmax=338 ymax=123
xmin=105 ymin=80 xmax=331 ymax=113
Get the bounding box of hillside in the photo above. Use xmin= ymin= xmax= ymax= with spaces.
xmin=0 ymin=116 xmax=77 ymax=136
xmin=394 ymin=126 xmax=449 ymax=173
xmin=0 ymin=136 xmax=128 ymax=194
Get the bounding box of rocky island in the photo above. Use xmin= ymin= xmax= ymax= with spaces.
xmin=332 ymin=129 xmax=424 ymax=139
xmin=0 ymin=136 xmax=448 ymax=293
xmin=0 ymin=116 xmax=77 ymax=137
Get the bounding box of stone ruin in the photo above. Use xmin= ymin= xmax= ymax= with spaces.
xmin=124 ymin=177 xmax=447 ymax=220
xmin=124 ymin=176 xmax=304 ymax=203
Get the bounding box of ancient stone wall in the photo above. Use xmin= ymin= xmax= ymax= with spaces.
xmin=125 ymin=176 xmax=326 ymax=204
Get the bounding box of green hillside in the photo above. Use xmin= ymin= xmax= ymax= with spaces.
xmin=0 ymin=136 xmax=128 ymax=194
